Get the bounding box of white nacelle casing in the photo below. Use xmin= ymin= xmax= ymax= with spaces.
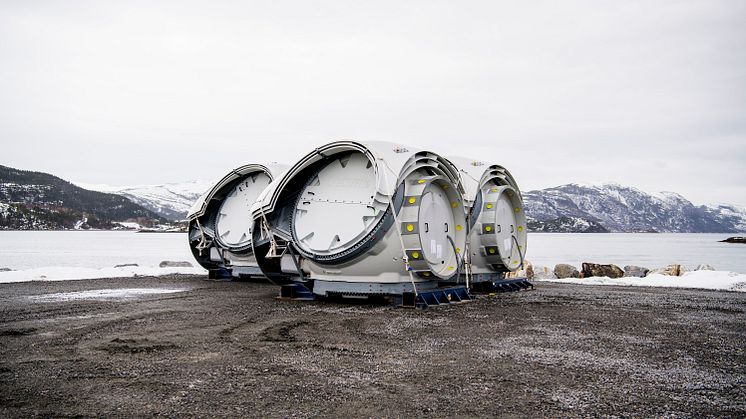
xmin=251 ymin=141 xmax=468 ymax=296
xmin=187 ymin=163 xmax=289 ymax=275
xmin=448 ymin=157 xmax=527 ymax=276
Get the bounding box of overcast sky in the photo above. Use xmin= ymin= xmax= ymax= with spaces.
xmin=1 ymin=1 xmax=744 ymax=206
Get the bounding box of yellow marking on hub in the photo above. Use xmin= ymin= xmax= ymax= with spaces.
xmin=456 ymin=224 xmax=462 ymax=231
xmin=418 ymin=179 xmax=425 ymax=184
xmin=451 ymin=201 xmax=458 ymax=208
xmin=489 ymin=248 xmax=496 ymax=254
xmin=411 ymin=251 xmax=420 ymax=259
xmin=448 ymin=266 xmax=454 ymax=270
xmin=486 ymin=203 xmax=493 ymax=209
xmin=443 ymin=185 xmax=449 ymax=190
xmin=406 ymin=224 xmax=414 ymax=232
xmin=408 ymin=197 xmax=416 ymax=204
xmin=515 ymin=207 xmax=521 ymax=213
xmin=456 ymin=247 xmax=461 ymax=253
xmin=517 ymin=226 xmax=524 ymax=232
xmin=485 ymin=225 xmax=492 ymax=232
xmin=491 ymin=188 xmax=497 ymax=193
xmin=423 ymin=272 xmax=431 ymax=277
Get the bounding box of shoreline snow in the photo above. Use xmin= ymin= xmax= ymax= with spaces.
xmin=2 ymin=266 xmax=745 ymax=293
xmin=0 ymin=266 xmax=207 ymax=284
xmin=535 ymin=270 xmax=746 ymax=292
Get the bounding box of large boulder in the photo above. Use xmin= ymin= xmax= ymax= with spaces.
xmin=505 ymin=260 xmax=534 ymax=280
xmin=533 ymin=265 xmax=557 ymax=280
xmin=624 ymin=265 xmax=649 ymax=277
xmin=647 ymin=264 xmax=686 ymax=276
xmin=554 ymin=264 xmax=580 ymax=279
xmin=581 ymin=263 xmax=624 ymax=278
xmin=159 ymin=261 xmax=194 ymax=268
xmin=0 ymin=267 xmax=12 ymax=272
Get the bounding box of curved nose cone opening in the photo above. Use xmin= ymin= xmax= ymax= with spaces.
xmin=187 ymin=164 xmax=287 ymax=278
xmin=292 ymin=152 xmax=379 ymax=257
xmin=215 ymin=172 xmax=272 ymax=249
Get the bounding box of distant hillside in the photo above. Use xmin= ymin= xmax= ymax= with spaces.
xmin=0 ymin=165 xmax=167 ymax=230
xmin=75 ymin=180 xmax=211 ymax=221
xmin=523 ymin=183 xmax=746 ymax=233
xmin=9 ymin=164 xmax=744 ymax=233
xmin=527 ymin=216 xmax=609 ymax=233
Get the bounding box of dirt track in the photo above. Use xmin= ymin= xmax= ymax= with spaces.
xmin=1 ymin=275 xmax=744 ymax=418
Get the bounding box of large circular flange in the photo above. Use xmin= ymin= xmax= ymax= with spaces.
xmin=214 ymin=172 xmax=272 ymax=251
xmin=479 ymin=185 xmax=527 ymax=271
xmin=291 ymin=152 xmax=384 ymax=258
xmin=399 ymin=174 xmax=467 ymax=280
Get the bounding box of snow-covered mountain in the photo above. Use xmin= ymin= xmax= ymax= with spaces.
xmin=527 ymin=216 xmax=610 ymax=233
xmin=72 ymin=177 xmax=746 ymax=233
xmin=74 ymin=180 xmax=212 ymax=221
xmin=1 ymin=165 xmax=166 ymax=230
xmin=523 ymin=183 xmax=746 ymax=233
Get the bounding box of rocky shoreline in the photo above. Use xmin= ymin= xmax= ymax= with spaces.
xmin=510 ymin=261 xmax=718 ymax=280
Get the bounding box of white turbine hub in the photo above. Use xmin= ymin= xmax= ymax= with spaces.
xmin=293 ymin=153 xmax=379 ymax=255
xmin=418 ymin=183 xmax=456 ymax=266
xmin=478 ymin=185 xmax=527 ymax=271
xmin=494 ymin=191 xmax=517 ymax=265
xmin=215 ymin=173 xmax=271 ymax=248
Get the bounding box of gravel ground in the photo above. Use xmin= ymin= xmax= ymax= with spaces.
xmin=1 ymin=275 xmax=744 ymax=418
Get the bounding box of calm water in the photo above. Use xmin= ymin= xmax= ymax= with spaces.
xmin=0 ymin=231 xmax=194 ymax=270
xmin=526 ymin=233 xmax=746 ymax=273
xmin=0 ymin=231 xmax=744 ymax=273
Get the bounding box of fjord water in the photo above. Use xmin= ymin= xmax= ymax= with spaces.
xmin=526 ymin=233 xmax=745 ymax=274
xmin=0 ymin=231 xmax=194 ymax=270
xmin=0 ymin=231 xmax=744 ymax=274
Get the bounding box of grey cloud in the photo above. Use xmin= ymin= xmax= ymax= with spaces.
xmin=1 ymin=0 xmax=744 ymax=206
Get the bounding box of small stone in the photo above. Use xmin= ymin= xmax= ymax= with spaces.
xmin=159 ymin=261 xmax=194 ymax=268
xmin=554 ymin=264 xmax=580 ymax=279
xmin=647 ymin=264 xmax=684 ymax=276
xmin=624 ymin=265 xmax=649 ymax=277
xmin=114 ymin=263 xmax=139 ymax=268
xmin=581 ymin=263 xmax=624 ymax=279
xmin=695 ymin=264 xmax=715 ymax=271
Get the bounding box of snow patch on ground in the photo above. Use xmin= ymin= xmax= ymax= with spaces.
xmin=0 ymin=266 xmax=206 ymax=284
xmin=536 ymin=270 xmax=746 ymax=292
xmin=29 ymin=288 xmax=188 ymax=302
